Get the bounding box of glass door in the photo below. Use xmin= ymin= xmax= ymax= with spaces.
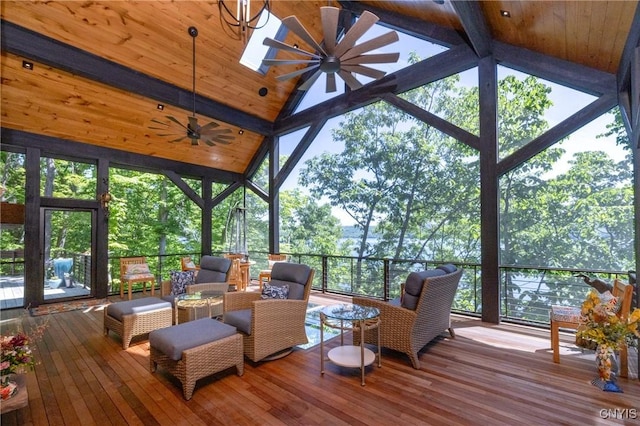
xmin=43 ymin=209 xmax=95 ymax=301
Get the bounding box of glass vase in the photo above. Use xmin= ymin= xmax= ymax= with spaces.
xmin=592 ymin=344 xmax=622 ymax=392
xmin=0 ymin=375 xmax=19 ymax=400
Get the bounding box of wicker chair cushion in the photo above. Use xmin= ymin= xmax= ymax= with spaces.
xmin=196 ymin=256 xmax=231 ymax=283
xmin=269 ymin=263 xmax=312 ymax=300
xmin=224 ymin=309 xmax=252 ymax=335
xmin=106 ymin=297 xmax=171 ymax=322
xmin=402 ymin=269 xmax=447 ymax=310
xmin=149 ymin=318 xmax=237 ymax=361
xmin=261 ymin=282 xmax=289 ymax=299
xmin=170 ymin=270 xmax=195 ymax=295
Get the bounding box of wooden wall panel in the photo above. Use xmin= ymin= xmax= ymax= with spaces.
xmin=480 ymin=1 xmax=636 ymax=75
xmin=1 ymin=1 xmax=332 ymax=124
xmin=1 ymin=52 xmax=261 ymax=172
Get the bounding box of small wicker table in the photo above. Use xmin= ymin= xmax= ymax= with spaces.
xmin=175 ymin=292 xmax=224 ymax=324
xmin=320 ymin=303 xmax=381 ymax=386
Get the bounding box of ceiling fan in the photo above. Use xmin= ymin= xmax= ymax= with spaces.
xmin=262 ymin=7 xmax=399 ymax=93
xmin=150 ymin=26 xmax=234 ymax=147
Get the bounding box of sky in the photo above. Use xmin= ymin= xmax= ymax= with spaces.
xmin=251 ymin=16 xmax=628 ymax=226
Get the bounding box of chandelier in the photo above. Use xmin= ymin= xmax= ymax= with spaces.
xmin=218 ymin=0 xmax=271 ymax=43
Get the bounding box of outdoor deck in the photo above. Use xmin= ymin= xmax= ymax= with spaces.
xmin=0 ymin=292 xmax=638 ymax=425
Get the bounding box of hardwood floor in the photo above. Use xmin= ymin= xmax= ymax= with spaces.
xmin=1 ymin=293 xmax=638 ymax=425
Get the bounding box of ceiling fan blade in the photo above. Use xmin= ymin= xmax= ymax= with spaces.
xmin=342 ymin=53 xmax=400 ymax=65
xmin=321 ymin=6 xmax=340 ymax=55
xmin=188 ymin=116 xmax=198 ymax=131
xmin=166 ymin=116 xmax=189 ymax=131
xmin=276 ymin=64 xmax=320 ymax=81
xmin=298 ymin=69 xmax=324 ymax=91
xmin=341 ymin=64 xmax=387 ymax=80
xmin=150 ymin=118 xmax=169 ymax=127
xmin=326 ymin=72 xmax=337 ymax=93
xmin=263 ymin=38 xmax=321 ymax=58
xmin=337 ymin=70 xmax=363 ymax=90
xmin=169 ymin=136 xmax=187 ymax=143
xmin=201 ymin=128 xmax=233 ymax=137
xmin=190 ymin=137 xmax=199 ymax=146
xmin=199 ymin=121 xmax=221 ymax=133
xmin=204 ymin=137 xmax=233 ymax=146
xmin=156 ymin=133 xmax=183 ymax=137
xmin=334 ymin=11 xmax=379 ymax=58
xmin=340 ymin=31 xmax=399 ymax=62
xmin=263 ymin=59 xmax=320 ymax=66
xmin=282 ymin=15 xmax=327 ymax=56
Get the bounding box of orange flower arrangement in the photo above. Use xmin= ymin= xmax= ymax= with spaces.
xmin=577 ymin=290 xmax=640 ymax=381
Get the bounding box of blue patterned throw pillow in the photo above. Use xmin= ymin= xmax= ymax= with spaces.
xmin=170 ymin=270 xmax=194 ymax=295
xmin=261 ymin=282 xmax=289 ymax=299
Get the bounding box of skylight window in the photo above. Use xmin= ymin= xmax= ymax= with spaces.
xmin=240 ymin=11 xmax=282 ymax=73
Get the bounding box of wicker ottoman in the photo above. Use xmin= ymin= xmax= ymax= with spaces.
xmin=149 ymin=318 xmax=243 ymax=400
xmin=104 ymin=297 xmax=172 ymax=349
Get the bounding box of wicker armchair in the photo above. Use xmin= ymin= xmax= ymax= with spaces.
xmin=258 ymin=254 xmax=288 ymax=290
xmin=223 ymin=262 xmax=315 ymax=362
xmin=353 ymin=266 xmax=463 ymax=369
xmin=162 ymin=255 xmax=232 ymax=297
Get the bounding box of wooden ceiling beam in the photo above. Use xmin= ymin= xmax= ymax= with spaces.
xmin=497 ymin=93 xmax=618 ymax=176
xmin=450 ymin=0 xmax=492 ymax=58
xmin=379 ymin=93 xmax=480 ymax=151
xmin=2 ymin=128 xmax=241 ymax=183
xmin=617 ymin=2 xmax=640 ymax=93
xmin=493 ymin=41 xmax=616 ymax=97
xmin=162 ymin=170 xmax=204 ymax=210
xmin=0 ymin=20 xmax=273 ymax=137
xmin=339 ymin=1 xmax=466 ymax=48
xmin=273 ymin=44 xmax=477 ymax=135
xmin=273 ymin=119 xmax=327 ymax=191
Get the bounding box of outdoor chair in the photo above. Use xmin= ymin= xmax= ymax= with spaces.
xmin=353 ymin=265 xmax=463 ymax=369
xmin=258 ymin=254 xmax=288 ymax=291
xmin=162 ymin=255 xmax=232 ymax=296
xmin=161 ymin=256 xmax=232 ymax=321
xmin=224 ymin=253 xmax=245 ymax=291
xmin=550 ymin=278 xmax=633 ymax=377
xmin=119 ymin=257 xmax=156 ymax=300
xmin=223 ymin=262 xmax=315 ymax=362
xmin=181 ymin=256 xmax=200 ymax=273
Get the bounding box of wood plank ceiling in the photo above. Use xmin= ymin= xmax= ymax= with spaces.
xmin=1 ymin=1 xmax=637 ymax=175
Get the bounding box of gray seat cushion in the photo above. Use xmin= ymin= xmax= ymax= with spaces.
xmin=224 ymin=309 xmax=252 ymax=335
xmin=106 ymin=297 xmax=171 ymax=322
xmin=161 ymin=295 xmax=176 ymax=307
xmin=149 ymin=318 xmax=237 ymax=361
xmin=402 ymin=269 xmax=447 ymax=310
xmin=196 ymin=256 xmax=231 ymax=283
xmin=437 ymin=264 xmax=457 ymax=274
xmin=269 ymin=263 xmax=312 ymax=300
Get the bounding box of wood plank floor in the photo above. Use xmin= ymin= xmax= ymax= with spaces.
xmin=1 ymin=293 xmax=639 ymax=425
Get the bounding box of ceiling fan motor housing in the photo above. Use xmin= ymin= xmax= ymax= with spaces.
xmin=320 ymin=56 xmax=341 ymax=73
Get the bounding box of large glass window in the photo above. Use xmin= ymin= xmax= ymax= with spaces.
xmin=108 ymin=168 xmax=202 ymax=282
xmin=499 ymin=107 xmax=632 ymax=322
xmin=40 ymin=157 xmax=96 ymax=199
xmin=0 ymin=152 xmax=26 ymax=309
